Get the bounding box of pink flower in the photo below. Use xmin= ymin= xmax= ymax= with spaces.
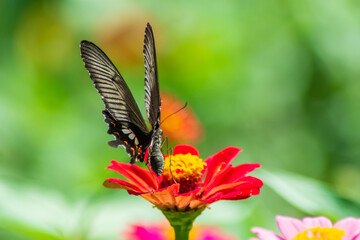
xmin=124 ymin=222 xmax=239 ymax=240
xmin=251 ymin=216 xmax=360 ymax=240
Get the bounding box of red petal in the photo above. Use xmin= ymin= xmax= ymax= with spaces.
xmin=200 ymin=176 xmax=263 ymax=203
xmin=198 ymin=192 xmax=223 ymax=203
xmin=174 ymin=194 xmax=201 ymax=211
xmin=203 ymin=181 xmax=247 ymax=198
xmin=206 ymin=163 xmax=262 ymax=188
xmin=221 ymin=188 xmax=261 ymax=200
xmin=142 ymin=184 xmax=180 ymax=209
xmin=200 ymin=187 xmax=259 ymax=203
xmin=103 ymin=178 xmax=144 ymax=195
xmin=242 ymin=176 xmax=264 ymax=188
xmin=229 ymin=163 xmax=262 ymax=179
xmin=203 ymin=147 xmax=241 ymax=185
xmin=144 ymin=148 xmax=149 ymax=161
xmin=107 ymin=160 xmax=159 ymax=191
xmin=173 ymin=144 xmax=199 ymax=156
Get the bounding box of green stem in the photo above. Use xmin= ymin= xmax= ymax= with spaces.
xmin=173 ymin=224 xmax=191 ymax=240
xmin=161 ymin=207 xmax=205 ymax=240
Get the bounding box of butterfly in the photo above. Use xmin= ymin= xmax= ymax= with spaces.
xmin=80 ymin=23 xmax=164 ymax=176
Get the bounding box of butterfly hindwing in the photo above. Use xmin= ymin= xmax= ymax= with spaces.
xmin=103 ymin=110 xmax=150 ymax=163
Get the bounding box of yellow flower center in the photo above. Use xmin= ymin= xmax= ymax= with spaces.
xmin=293 ymin=227 xmax=345 ymax=240
xmin=162 ymin=153 xmax=207 ymax=193
xmin=163 ymin=154 xmax=206 ymax=181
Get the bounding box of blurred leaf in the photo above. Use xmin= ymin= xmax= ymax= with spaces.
xmin=259 ymin=169 xmax=360 ymax=218
xmin=0 ymin=219 xmax=61 ymax=240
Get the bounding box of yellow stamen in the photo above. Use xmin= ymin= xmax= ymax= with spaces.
xmin=163 ymin=153 xmax=206 ymax=182
xmin=293 ymin=227 xmax=345 ymax=240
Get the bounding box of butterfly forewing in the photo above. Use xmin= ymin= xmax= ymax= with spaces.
xmin=80 ymin=40 xmax=148 ymax=133
xmin=143 ymin=24 xmax=164 ymax=175
xmin=143 ymin=23 xmax=161 ymax=128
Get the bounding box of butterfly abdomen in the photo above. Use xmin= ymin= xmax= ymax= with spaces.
xmin=149 ymin=129 xmax=164 ymax=176
xmin=150 ymin=147 xmax=164 ymax=176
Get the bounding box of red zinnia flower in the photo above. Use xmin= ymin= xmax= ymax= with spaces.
xmin=104 ymin=144 xmax=262 ymax=212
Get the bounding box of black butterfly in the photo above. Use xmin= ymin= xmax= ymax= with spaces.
xmin=80 ymin=23 xmax=164 ymax=176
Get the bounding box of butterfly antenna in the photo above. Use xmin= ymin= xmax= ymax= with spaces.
xmin=160 ymin=102 xmax=188 ymax=125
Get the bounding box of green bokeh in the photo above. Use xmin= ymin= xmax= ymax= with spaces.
xmin=1 ymin=0 xmax=360 ymax=239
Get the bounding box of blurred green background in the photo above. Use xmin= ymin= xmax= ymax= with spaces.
xmin=1 ymin=0 xmax=360 ymax=239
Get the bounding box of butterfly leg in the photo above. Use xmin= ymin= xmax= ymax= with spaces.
xmin=168 ymin=148 xmax=177 ymax=184
xmin=161 ymin=137 xmax=177 ymax=184
xmin=161 ymin=136 xmax=167 ymax=148
xmin=160 ymin=136 xmax=172 ymax=153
